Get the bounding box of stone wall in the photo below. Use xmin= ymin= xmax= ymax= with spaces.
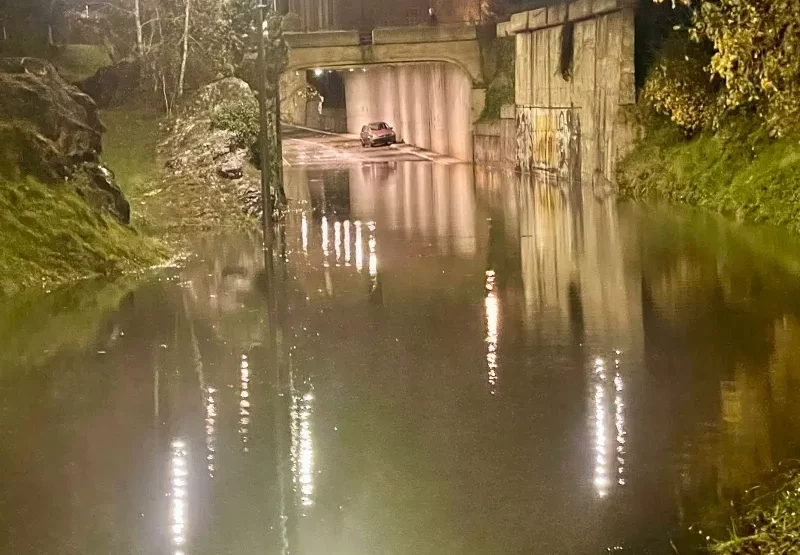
xmin=498 ymin=0 xmax=636 ymax=182
xmin=473 ymin=105 xmax=516 ymax=166
xmin=344 ymin=62 xmax=473 ymax=161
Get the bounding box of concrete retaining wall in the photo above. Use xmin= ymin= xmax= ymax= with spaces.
xmin=344 ymin=62 xmax=473 ymax=161
xmin=501 ymin=0 xmax=636 ymax=182
xmin=473 ymin=116 xmax=516 ymax=167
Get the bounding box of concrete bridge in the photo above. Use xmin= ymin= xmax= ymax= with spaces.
xmin=283 ymin=0 xmax=638 ymax=179
xmin=284 ymin=24 xmax=487 ymax=161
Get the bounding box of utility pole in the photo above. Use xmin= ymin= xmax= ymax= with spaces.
xmin=256 ymin=3 xmax=274 ymax=247
xmin=272 ymin=0 xmax=286 ymax=206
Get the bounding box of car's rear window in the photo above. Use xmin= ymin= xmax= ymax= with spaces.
xmin=369 ymin=123 xmax=388 ymax=130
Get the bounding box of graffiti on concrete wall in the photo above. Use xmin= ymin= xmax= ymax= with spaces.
xmin=515 ymin=106 xmax=580 ymax=180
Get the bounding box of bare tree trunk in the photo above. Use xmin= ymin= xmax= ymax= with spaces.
xmin=178 ymin=0 xmax=191 ymax=98
xmin=134 ymin=0 xmax=143 ymax=54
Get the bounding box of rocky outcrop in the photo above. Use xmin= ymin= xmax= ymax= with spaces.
xmin=161 ymin=78 xmax=263 ymax=219
xmin=79 ymin=59 xmax=141 ymax=109
xmin=0 ymin=57 xmax=130 ymax=224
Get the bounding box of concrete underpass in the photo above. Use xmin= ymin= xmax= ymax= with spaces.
xmin=343 ymin=62 xmax=473 ymax=161
xmin=298 ymin=61 xmax=474 ymax=161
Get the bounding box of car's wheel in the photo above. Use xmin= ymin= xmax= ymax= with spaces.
xmin=368 ymin=140 xmax=373 ymax=148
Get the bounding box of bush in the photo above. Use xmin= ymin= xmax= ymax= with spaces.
xmin=211 ymin=98 xmax=260 ymax=151
xmin=693 ymin=0 xmax=800 ymax=137
xmin=642 ymin=33 xmax=721 ymax=135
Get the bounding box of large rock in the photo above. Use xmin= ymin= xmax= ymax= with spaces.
xmin=161 ymin=78 xmax=264 ymax=219
xmin=0 ymin=57 xmax=103 ymax=180
xmin=0 ymin=57 xmax=131 ymax=224
xmin=79 ymin=59 xmax=141 ymax=109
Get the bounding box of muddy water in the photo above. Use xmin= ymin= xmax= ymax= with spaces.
xmin=3 ymin=162 xmax=800 ymax=555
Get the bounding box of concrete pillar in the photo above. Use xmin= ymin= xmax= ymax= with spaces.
xmin=429 ymin=63 xmax=449 ymax=155
xmin=411 ymin=65 xmax=432 ymax=150
xmin=344 ymin=70 xmax=373 ymax=134
xmin=445 ymin=64 xmax=473 ymax=161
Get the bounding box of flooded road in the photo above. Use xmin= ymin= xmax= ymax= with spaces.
xmin=4 ymin=160 xmax=800 ymax=555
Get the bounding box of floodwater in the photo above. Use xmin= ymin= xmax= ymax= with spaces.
xmin=4 ymin=162 xmax=800 ymax=555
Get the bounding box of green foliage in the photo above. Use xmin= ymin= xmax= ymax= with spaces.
xmin=692 ymin=0 xmax=800 ymax=136
xmin=712 ymin=470 xmax=800 ymax=555
xmin=211 ymin=97 xmax=260 ymax=151
xmin=0 ymin=174 xmax=166 ymax=296
xmin=642 ymin=33 xmax=721 ymax=135
xmin=617 ymin=117 xmax=800 ymax=232
xmin=479 ymin=36 xmax=515 ymax=121
xmin=480 ymin=75 xmax=513 ymax=120
xmin=51 ymin=44 xmax=113 ymax=82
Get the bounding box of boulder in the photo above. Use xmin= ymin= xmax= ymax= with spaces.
xmin=218 ymin=157 xmax=244 ymax=180
xmin=0 ymin=57 xmax=132 ymax=224
xmin=161 ymin=78 xmax=264 ymax=217
xmin=0 ymin=57 xmax=103 ymax=180
xmin=79 ymin=59 xmax=141 ymax=109
xmin=75 ymin=163 xmax=131 ymax=224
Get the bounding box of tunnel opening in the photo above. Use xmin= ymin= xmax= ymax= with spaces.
xmin=287 ymin=61 xmax=474 ymax=161
xmin=342 ymin=62 xmax=473 ymax=161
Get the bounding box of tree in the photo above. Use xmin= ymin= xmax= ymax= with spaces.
xmin=654 ymin=0 xmax=800 ymax=136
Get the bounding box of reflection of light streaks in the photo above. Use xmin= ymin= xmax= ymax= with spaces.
xmin=344 ymin=220 xmax=351 ymax=266
xmin=290 ymin=387 xmax=315 ymax=512
xmin=334 ymin=221 xmax=342 ymax=265
xmin=355 ymin=221 xmax=364 ymax=272
xmin=593 ymin=357 xmax=609 ymax=498
xmin=368 ymin=221 xmax=378 ymax=290
xmin=239 ymin=355 xmax=250 ymax=453
xmin=170 ymin=439 xmax=188 ymax=553
xmin=592 ymin=350 xmax=627 ymax=498
xmin=614 ymin=354 xmax=626 ymax=487
xmin=301 ymin=212 xmax=308 ymax=256
xmin=485 ymin=270 xmax=499 ymax=394
xmin=321 ymin=216 xmax=329 ymax=258
xmin=205 ymin=387 xmax=217 ymax=478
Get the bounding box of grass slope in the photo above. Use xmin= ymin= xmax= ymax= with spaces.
xmin=617 ymin=121 xmax=800 ymax=232
xmin=0 ymin=174 xmax=166 ymax=296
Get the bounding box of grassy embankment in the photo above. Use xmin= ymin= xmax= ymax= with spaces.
xmin=617 ymin=119 xmax=800 ymax=232
xmin=0 ymin=169 xmax=165 ymax=296
xmin=0 ymin=46 xmax=167 ymax=296
xmin=711 ymin=471 xmax=800 ymax=554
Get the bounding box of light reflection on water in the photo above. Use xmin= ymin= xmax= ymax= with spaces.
xmin=6 ymin=163 xmax=800 ymax=554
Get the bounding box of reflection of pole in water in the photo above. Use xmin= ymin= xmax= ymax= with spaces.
xmin=368 ymin=221 xmax=378 ymax=292
xmin=170 ymin=438 xmax=189 ymax=555
xmin=485 ymin=270 xmax=499 ymax=394
xmin=239 ymin=354 xmax=250 ymax=453
xmin=322 ymin=216 xmax=333 ymax=296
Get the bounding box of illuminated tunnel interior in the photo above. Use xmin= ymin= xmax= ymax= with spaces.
xmin=305 ymin=62 xmax=473 ymax=161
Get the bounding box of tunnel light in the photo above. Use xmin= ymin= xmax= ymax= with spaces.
xmin=349 ymin=68 xmax=354 ymax=72
xmin=314 ymin=68 xmax=323 ymax=76
xmin=362 ymin=68 xmax=367 ymax=72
